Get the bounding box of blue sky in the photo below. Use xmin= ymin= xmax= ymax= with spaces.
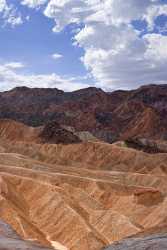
xmin=0 ymin=0 xmax=167 ymax=91
xmin=0 ymin=4 xmax=86 ymax=76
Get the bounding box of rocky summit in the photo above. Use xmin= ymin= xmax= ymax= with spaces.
xmin=0 ymin=84 xmax=167 ymax=250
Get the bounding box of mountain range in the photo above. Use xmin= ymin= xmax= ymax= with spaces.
xmin=0 ymin=84 xmax=167 ymax=143
xmin=0 ymin=84 xmax=167 ymax=250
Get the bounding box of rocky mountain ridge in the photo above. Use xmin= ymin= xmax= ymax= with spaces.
xmin=0 ymin=84 xmax=167 ymax=143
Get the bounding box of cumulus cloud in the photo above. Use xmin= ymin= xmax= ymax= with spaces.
xmin=76 ymin=23 xmax=167 ymax=89
xmin=42 ymin=0 xmax=165 ymax=31
xmin=2 ymin=0 xmax=167 ymax=89
xmin=0 ymin=62 xmax=89 ymax=92
xmin=22 ymin=0 xmax=167 ymax=89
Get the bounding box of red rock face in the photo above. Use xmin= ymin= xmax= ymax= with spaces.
xmin=0 ymin=84 xmax=167 ymax=142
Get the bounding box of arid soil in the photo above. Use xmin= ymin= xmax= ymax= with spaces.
xmin=0 ymin=84 xmax=167 ymax=249
xmin=0 ymin=119 xmax=167 ymax=249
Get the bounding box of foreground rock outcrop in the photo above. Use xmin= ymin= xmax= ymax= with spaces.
xmin=0 ymin=220 xmax=53 ymax=250
xmin=104 ymin=233 xmax=167 ymax=250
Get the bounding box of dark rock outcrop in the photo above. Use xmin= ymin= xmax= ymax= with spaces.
xmin=39 ymin=121 xmax=81 ymax=144
xmin=0 ymin=220 xmax=53 ymax=250
xmin=125 ymin=137 xmax=167 ymax=154
xmin=103 ymin=234 xmax=167 ymax=250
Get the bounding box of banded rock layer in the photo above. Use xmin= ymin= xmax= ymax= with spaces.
xmin=0 ymin=133 xmax=167 ymax=249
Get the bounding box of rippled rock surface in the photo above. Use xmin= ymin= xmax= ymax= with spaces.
xmin=104 ymin=234 xmax=167 ymax=250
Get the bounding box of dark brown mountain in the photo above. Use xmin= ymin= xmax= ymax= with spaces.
xmin=0 ymin=84 xmax=167 ymax=143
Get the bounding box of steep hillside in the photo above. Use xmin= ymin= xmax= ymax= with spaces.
xmin=0 ymin=119 xmax=41 ymax=142
xmin=0 ymin=131 xmax=167 ymax=249
xmin=0 ymin=119 xmax=86 ymax=144
xmin=0 ymin=84 xmax=167 ymax=142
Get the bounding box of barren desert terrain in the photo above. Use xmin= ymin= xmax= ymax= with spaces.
xmin=0 ymin=115 xmax=167 ymax=249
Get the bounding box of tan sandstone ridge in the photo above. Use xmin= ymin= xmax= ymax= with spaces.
xmin=0 ymin=119 xmax=167 ymax=249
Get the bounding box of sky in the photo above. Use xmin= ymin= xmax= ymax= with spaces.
xmin=0 ymin=0 xmax=167 ymax=91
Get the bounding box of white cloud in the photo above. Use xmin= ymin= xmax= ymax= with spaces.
xmin=4 ymin=62 xmax=25 ymax=69
xmin=0 ymin=0 xmax=6 ymax=12
xmin=144 ymin=34 xmax=167 ymax=61
xmin=21 ymin=0 xmax=48 ymax=8
xmin=52 ymin=53 xmax=63 ymax=60
xmin=2 ymin=0 xmax=167 ymax=90
xmin=0 ymin=0 xmax=23 ymax=27
xmin=40 ymin=0 xmax=167 ymax=89
xmin=0 ymin=62 xmax=89 ymax=92
xmin=144 ymin=4 xmax=167 ymax=30
xmin=79 ymin=26 xmax=167 ymax=89
xmin=43 ymin=0 xmax=162 ymax=31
